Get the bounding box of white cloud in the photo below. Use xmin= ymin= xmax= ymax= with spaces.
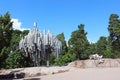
xmin=88 ymin=39 xmax=95 ymax=44
xmin=11 ymin=18 xmax=30 ymax=31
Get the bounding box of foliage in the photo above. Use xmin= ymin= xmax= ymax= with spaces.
xmin=54 ymin=52 xmax=76 ymax=66
xmin=56 ymin=33 xmax=68 ymax=55
xmin=49 ymin=53 xmax=56 ymax=65
xmin=86 ymin=43 xmax=97 ymax=54
xmin=0 ymin=47 xmax=10 ymax=68
xmin=10 ymin=30 xmax=22 ymax=50
xmin=0 ymin=15 xmax=30 ymax=69
xmin=96 ymin=36 xmax=107 ymax=55
xmin=22 ymin=30 xmax=29 ymax=36
xmin=108 ymin=14 xmax=120 ymax=57
xmin=6 ymin=29 xmax=32 ymax=68
xmin=6 ymin=49 xmax=23 ymax=69
xmin=0 ymin=12 xmax=13 ymax=69
xmin=10 ymin=30 xmax=29 ymax=51
xmin=6 ymin=49 xmax=33 ymax=69
xmin=68 ymin=24 xmax=89 ymax=60
xmin=0 ymin=12 xmax=13 ymax=51
xmin=104 ymin=48 xmax=114 ymax=58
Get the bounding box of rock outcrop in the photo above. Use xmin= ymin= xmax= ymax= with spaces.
xmin=68 ymin=59 xmax=120 ymax=68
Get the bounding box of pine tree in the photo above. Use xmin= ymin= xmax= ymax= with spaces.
xmin=108 ymin=14 xmax=120 ymax=57
xmin=0 ymin=12 xmax=13 ymax=68
xmin=0 ymin=12 xmax=13 ymax=50
xmin=56 ymin=33 xmax=68 ymax=55
xmin=68 ymin=24 xmax=89 ymax=59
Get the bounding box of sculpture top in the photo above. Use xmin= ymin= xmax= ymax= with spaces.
xmin=33 ymin=22 xmax=37 ymax=28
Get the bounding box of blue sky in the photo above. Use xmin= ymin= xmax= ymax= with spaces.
xmin=0 ymin=0 xmax=120 ymax=42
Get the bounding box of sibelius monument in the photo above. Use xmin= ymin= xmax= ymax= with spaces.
xmin=19 ymin=22 xmax=62 ymax=66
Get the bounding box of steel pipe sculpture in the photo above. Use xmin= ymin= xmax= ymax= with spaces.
xmin=19 ymin=22 xmax=62 ymax=66
xmin=89 ymin=54 xmax=104 ymax=64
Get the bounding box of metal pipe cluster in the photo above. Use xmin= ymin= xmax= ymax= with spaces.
xmin=19 ymin=22 xmax=62 ymax=66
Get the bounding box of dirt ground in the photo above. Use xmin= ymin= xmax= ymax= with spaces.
xmin=1 ymin=59 xmax=120 ymax=80
xmin=24 ymin=67 xmax=120 ymax=80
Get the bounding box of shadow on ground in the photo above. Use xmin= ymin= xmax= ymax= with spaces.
xmin=24 ymin=78 xmax=41 ymax=80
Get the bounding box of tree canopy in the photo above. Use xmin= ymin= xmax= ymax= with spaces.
xmin=68 ymin=24 xmax=89 ymax=59
xmin=108 ymin=14 xmax=120 ymax=57
xmin=56 ymin=32 xmax=68 ymax=55
xmin=0 ymin=12 xmax=13 ymax=68
xmin=0 ymin=12 xmax=13 ymax=50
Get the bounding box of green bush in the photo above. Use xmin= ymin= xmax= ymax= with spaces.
xmin=5 ymin=49 xmax=33 ymax=69
xmin=54 ymin=53 xmax=76 ymax=66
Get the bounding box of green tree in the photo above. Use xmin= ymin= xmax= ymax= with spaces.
xmin=0 ymin=12 xmax=13 ymax=68
xmin=56 ymin=33 xmax=68 ymax=55
xmin=0 ymin=47 xmax=10 ymax=68
xmin=6 ymin=49 xmax=24 ymax=69
xmin=0 ymin=12 xmax=13 ymax=50
xmin=108 ymin=14 xmax=120 ymax=57
xmin=104 ymin=36 xmax=114 ymax=58
xmin=68 ymin=24 xmax=89 ymax=60
xmin=6 ymin=29 xmax=32 ymax=68
xmin=6 ymin=48 xmax=33 ymax=69
xmin=83 ymin=43 xmax=97 ymax=59
xmin=10 ymin=30 xmax=29 ymax=51
xmin=54 ymin=52 xmax=76 ymax=66
xmin=22 ymin=30 xmax=29 ymax=37
xmin=96 ymin=36 xmax=107 ymax=56
xmin=10 ymin=30 xmax=22 ymax=50
xmin=88 ymin=43 xmax=97 ymax=54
